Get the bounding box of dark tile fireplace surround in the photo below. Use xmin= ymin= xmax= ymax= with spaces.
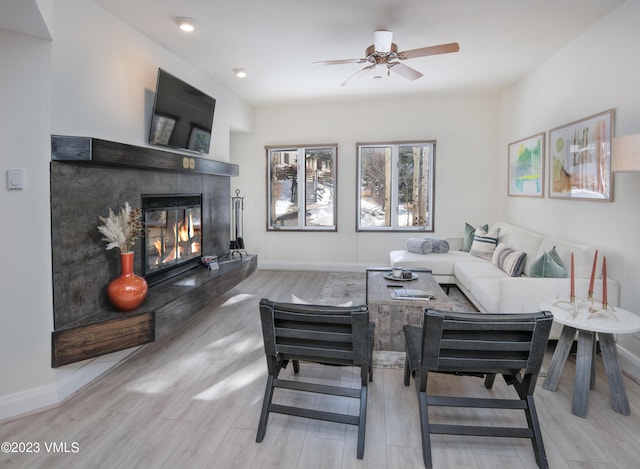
xmin=50 ymin=136 xmax=257 ymax=367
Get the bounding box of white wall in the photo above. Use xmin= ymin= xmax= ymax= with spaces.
xmin=0 ymin=29 xmax=57 ymax=402
xmin=231 ymin=95 xmax=501 ymax=270
xmin=500 ymin=1 xmax=640 ymax=366
xmin=0 ymin=0 xmax=253 ymax=421
xmin=51 ymin=0 xmax=254 ymax=161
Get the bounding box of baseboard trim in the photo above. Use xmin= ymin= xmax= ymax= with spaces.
xmin=0 ymin=347 xmax=140 ymax=423
xmin=258 ymin=260 xmax=383 ymax=273
xmin=617 ymin=344 xmax=640 ymax=384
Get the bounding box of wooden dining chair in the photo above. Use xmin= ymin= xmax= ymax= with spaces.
xmin=403 ymin=308 xmax=553 ymax=468
xmin=256 ymin=299 xmax=374 ymax=459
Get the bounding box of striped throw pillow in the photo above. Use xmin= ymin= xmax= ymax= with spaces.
xmin=492 ymin=243 xmax=527 ymax=277
xmin=469 ymin=226 xmax=500 ymax=260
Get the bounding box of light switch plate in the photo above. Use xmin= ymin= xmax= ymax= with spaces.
xmin=7 ymin=169 xmax=24 ymax=190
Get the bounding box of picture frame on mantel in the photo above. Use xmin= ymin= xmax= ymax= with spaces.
xmin=149 ymin=113 xmax=177 ymax=146
xmin=188 ymin=125 xmax=211 ymax=153
xmin=508 ymin=132 xmax=545 ymax=198
xmin=548 ymin=109 xmax=614 ymax=201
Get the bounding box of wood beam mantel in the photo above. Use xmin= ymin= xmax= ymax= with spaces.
xmin=51 ymin=135 xmax=238 ymax=177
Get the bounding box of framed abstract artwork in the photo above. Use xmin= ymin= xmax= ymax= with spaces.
xmin=508 ymin=133 xmax=545 ymax=197
xmin=548 ymin=109 xmax=614 ymax=201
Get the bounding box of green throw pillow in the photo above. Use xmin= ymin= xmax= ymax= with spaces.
xmin=530 ymin=246 xmax=567 ymax=278
xmin=462 ymin=223 xmax=488 ymax=252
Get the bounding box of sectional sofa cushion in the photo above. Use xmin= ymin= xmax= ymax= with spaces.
xmin=388 ymin=249 xmax=485 ymax=278
xmin=500 ymin=227 xmax=544 ymax=276
xmin=454 ymin=261 xmax=507 ymax=294
xmin=468 ymin=277 xmax=501 ymax=313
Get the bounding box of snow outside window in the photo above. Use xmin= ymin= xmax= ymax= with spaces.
xmin=357 ymin=142 xmax=435 ymax=231
xmin=267 ymin=145 xmax=337 ymax=231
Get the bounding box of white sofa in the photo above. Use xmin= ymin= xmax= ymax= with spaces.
xmin=390 ymin=222 xmax=620 ymax=339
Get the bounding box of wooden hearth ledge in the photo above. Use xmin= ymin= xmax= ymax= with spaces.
xmin=52 ymin=255 xmax=257 ymax=367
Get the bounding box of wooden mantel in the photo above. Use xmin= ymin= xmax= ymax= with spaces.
xmin=51 ymin=135 xmax=239 ymax=176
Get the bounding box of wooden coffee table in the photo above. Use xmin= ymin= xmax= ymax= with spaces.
xmin=366 ymin=268 xmax=455 ymax=352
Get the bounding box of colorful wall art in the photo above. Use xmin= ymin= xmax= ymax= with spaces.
xmin=508 ymin=133 xmax=545 ymax=197
xmin=549 ymin=109 xmax=614 ymax=201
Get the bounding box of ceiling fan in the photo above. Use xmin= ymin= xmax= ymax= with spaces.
xmin=312 ymin=30 xmax=459 ymax=86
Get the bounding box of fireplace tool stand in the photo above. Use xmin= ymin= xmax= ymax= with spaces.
xmin=228 ymin=189 xmax=246 ymax=258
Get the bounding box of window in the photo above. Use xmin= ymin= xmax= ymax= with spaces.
xmin=357 ymin=142 xmax=435 ymax=231
xmin=267 ymin=145 xmax=337 ymax=231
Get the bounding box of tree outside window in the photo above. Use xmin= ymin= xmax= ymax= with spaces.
xmin=357 ymin=142 xmax=434 ymax=231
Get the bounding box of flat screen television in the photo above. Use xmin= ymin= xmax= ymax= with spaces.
xmin=149 ymin=68 xmax=216 ymax=154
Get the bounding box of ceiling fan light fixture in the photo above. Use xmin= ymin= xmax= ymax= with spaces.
xmin=313 ymin=30 xmax=459 ymax=86
xmin=233 ymin=68 xmax=248 ymax=78
xmin=373 ymin=30 xmax=393 ymax=53
xmin=177 ymin=17 xmax=196 ymax=32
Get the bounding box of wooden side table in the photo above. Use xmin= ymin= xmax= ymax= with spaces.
xmin=540 ymin=300 xmax=640 ymax=417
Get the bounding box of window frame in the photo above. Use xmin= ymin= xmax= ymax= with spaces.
xmin=356 ymin=140 xmax=436 ymax=232
xmin=266 ymin=144 xmax=338 ymax=232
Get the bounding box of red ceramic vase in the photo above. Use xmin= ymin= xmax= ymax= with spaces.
xmin=107 ymin=252 xmax=148 ymax=312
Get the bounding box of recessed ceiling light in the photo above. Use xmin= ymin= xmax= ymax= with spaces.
xmin=233 ymin=68 xmax=248 ymax=78
xmin=177 ymin=17 xmax=195 ymax=32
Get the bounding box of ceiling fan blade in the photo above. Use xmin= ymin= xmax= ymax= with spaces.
xmin=389 ymin=62 xmax=423 ymax=81
xmin=312 ymin=58 xmax=364 ymax=66
xmin=373 ymin=30 xmax=393 ymax=53
xmin=398 ymin=42 xmax=460 ymax=60
xmin=340 ymin=64 xmax=376 ymax=86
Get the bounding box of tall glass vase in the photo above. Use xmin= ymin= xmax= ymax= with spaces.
xmin=107 ymin=252 xmax=148 ymax=312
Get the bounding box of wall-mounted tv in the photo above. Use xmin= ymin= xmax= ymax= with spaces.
xmin=149 ymin=68 xmax=216 ymax=154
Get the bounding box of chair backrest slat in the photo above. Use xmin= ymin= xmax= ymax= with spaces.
xmin=277 ymin=344 xmax=354 ymax=363
xmin=441 ymin=338 xmax=534 ymax=352
xmin=274 ymin=310 xmax=354 ymax=325
xmin=276 ymin=327 xmax=353 ymax=343
xmin=437 ymin=357 xmax=529 ymax=372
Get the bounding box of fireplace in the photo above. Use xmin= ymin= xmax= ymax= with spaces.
xmin=49 ymin=136 xmax=259 ymax=368
xmin=142 ymin=194 xmax=203 ymax=286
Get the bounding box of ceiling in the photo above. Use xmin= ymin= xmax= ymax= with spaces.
xmin=0 ymin=0 xmax=51 ymax=40
xmin=2 ymin=1 xmax=626 ymax=107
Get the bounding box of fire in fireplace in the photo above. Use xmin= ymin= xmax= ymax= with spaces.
xmin=142 ymin=194 xmax=202 ymax=285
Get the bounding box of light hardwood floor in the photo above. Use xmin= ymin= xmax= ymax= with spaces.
xmin=2 ymin=270 xmax=640 ymax=468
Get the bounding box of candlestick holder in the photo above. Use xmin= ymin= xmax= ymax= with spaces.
xmin=577 ymin=297 xmax=617 ymax=321
xmin=552 ymin=297 xmax=578 ymax=316
xmin=551 ymin=297 xmax=617 ymax=321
